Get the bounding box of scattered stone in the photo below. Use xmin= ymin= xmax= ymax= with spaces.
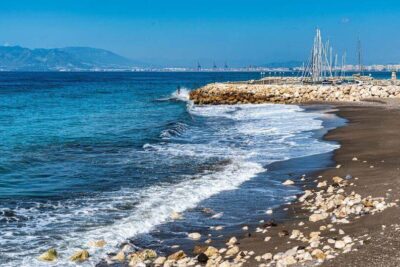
xmin=111 ymin=251 xmax=125 ymax=262
xmin=283 ymin=179 xmax=295 ymax=185
xmin=309 ymin=212 xmax=328 ymax=222
xmin=70 ymin=250 xmax=90 ymax=262
xmin=170 ymin=211 xmax=183 ymax=220
xmin=38 ymin=248 xmax=58 ymax=262
xmin=266 ymin=209 xmax=273 ymax=214
xmin=225 ymin=246 xmax=239 ymax=257
xmin=88 ymin=239 xmax=106 ymax=248
xmin=262 ymin=253 xmax=273 ymax=260
xmin=153 ymin=256 xmax=166 ymax=265
xmin=188 ymin=232 xmax=201 ymax=240
xmin=226 ymin=236 xmax=237 ymax=246
xmin=167 ymin=250 xmax=186 ymax=261
xmin=197 ymin=253 xmax=209 ymax=263
xmin=335 ymin=240 xmax=346 ymax=249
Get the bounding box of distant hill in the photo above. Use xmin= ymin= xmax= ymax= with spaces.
xmin=0 ymin=46 xmax=144 ymax=71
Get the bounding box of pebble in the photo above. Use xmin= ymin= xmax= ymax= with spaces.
xmin=283 ymin=179 xmax=295 ymax=185
xmin=188 ymin=232 xmax=201 ymax=240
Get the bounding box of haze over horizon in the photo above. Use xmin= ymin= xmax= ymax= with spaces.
xmin=1 ymin=0 xmax=399 ymax=67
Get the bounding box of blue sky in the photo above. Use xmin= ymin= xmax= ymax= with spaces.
xmin=0 ymin=0 xmax=399 ymax=67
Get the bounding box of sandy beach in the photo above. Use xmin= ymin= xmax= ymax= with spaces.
xmin=229 ymin=99 xmax=400 ymax=267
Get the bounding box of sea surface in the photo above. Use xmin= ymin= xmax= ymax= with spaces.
xmin=0 ymin=71 xmax=362 ymax=266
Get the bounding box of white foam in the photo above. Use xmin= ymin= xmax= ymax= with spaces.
xmin=171 ymin=87 xmax=190 ymax=102
xmin=11 ymin=160 xmax=263 ymax=267
xmin=2 ymin=103 xmax=340 ymax=267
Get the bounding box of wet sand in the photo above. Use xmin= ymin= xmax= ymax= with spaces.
xmin=235 ymin=100 xmax=400 ymax=266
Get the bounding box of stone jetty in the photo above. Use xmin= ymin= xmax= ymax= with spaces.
xmin=189 ymin=77 xmax=400 ymax=105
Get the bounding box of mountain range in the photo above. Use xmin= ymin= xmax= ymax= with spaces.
xmin=0 ymin=46 xmax=144 ymax=71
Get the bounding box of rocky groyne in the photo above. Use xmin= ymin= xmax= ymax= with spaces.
xmin=189 ymin=78 xmax=400 ymax=105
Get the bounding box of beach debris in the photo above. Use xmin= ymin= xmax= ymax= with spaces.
xmin=283 ymin=179 xmax=295 ymax=185
xmin=70 ymin=250 xmax=90 ymax=262
xmin=38 ymin=248 xmax=58 ymax=262
xmin=188 ymin=232 xmax=201 ymax=240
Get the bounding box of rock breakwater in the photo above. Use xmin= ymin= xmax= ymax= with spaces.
xmin=189 ymin=79 xmax=400 ymax=105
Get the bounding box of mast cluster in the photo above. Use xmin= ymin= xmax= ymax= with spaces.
xmin=302 ymin=29 xmax=349 ymax=83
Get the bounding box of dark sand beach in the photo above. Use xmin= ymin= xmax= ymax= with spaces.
xmin=234 ymin=100 xmax=400 ymax=266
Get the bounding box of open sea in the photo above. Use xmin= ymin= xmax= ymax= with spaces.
xmin=0 ymin=71 xmax=369 ymax=266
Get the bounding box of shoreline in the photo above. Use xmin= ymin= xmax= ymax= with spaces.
xmin=80 ymin=99 xmax=400 ymax=266
xmin=234 ymin=100 xmax=400 ymax=267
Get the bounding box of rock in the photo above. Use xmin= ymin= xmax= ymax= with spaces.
xmin=352 ymin=157 xmax=358 ymax=161
xmin=170 ymin=211 xmax=183 ymax=220
xmin=226 ymin=236 xmax=237 ymax=246
xmin=266 ymin=209 xmax=273 ymax=214
xmin=343 ymin=236 xmax=353 ymax=244
xmin=167 ymin=250 xmax=186 ymax=261
xmin=197 ymin=253 xmax=209 ymax=263
xmin=290 ymin=229 xmax=300 ymax=239
xmin=225 ymin=246 xmax=239 ymax=257
xmin=332 ymin=176 xmax=344 ymax=185
xmin=309 ymin=212 xmax=328 ymax=222
xmin=70 ymin=250 xmax=90 ymax=262
xmin=88 ymin=239 xmax=106 ymax=248
xmin=311 ymin=249 xmax=326 ymax=260
xmin=219 ymin=261 xmax=231 ymax=267
xmin=242 ymin=225 xmax=249 ymax=231
xmin=335 ymin=240 xmax=346 ymax=249
xmin=38 ymin=248 xmax=58 ymax=262
xmin=204 ymin=246 xmax=219 ymax=257
xmin=262 ymin=252 xmax=273 ymax=260
xmin=264 ymin=236 xmax=271 ymax=242
xmin=278 ymin=230 xmax=289 ymax=237
xmin=263 ymin=219 xmax=278 ymax=227
xmin=153 ymin=256 xmax=166 ymax=265
xmin=188 ymin=232 xmax=201 ymax=240
xmin=280 ymin=255 xmax=297 ymax=265
xmin=193 ymin=245 xmax=208 ymax=254
xmin=112 ymin=251 xmax=125 ymax=262
xmin=317 ymin=181 xmax=327 ymax=188
xmin=283 ymin=179 xmax=294 ymax=185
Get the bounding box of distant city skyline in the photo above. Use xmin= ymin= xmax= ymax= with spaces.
xmin=1 ymin=0 xmax=400 ymax=67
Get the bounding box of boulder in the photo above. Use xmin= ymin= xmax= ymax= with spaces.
xmin=188 ymin=232 xmax=201 ymax=240
xmin=88 ymin=239 xmax=106 ymax=248
xmin=153 ymin=256 xmax=166 ymax=266
xmin=225 ymin=246 xmax=239 ymax=257
xmin=167 ymin=250 xmax=186 ymax=261
xmin=70 ymin=250 xmax=90 ymax=262
xmin=38 ymin=248 xmax=58 ymax=262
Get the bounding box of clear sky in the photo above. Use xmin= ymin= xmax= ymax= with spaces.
xmin=0 ymin=0 xmax=399 ymax=67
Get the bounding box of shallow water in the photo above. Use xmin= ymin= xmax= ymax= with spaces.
xmin=0 ymin=72 xmax=345 ymax=266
